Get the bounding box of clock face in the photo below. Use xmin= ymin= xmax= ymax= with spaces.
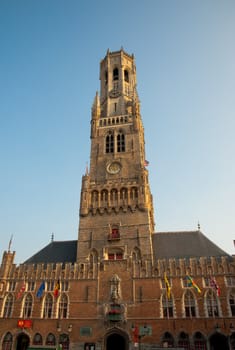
xmin=106 ymin=162 xmax=121 ymax=174
xmin=109 ymin=89 xmax=121 ymax=98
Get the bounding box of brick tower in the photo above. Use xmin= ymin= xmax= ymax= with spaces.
xmin=77 ymin=49 xmax=155 ymax=265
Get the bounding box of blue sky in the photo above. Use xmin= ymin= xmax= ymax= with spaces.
xmin=0 ymin=0 xmax=234 ymax=263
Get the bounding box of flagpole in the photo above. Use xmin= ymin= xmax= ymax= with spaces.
xmin=8 ymin=234 xmax=13 ymax=252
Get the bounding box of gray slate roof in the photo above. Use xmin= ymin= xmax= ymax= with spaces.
xmin=152 ymin=230 xmax=230 ymax=260
xmin=24 ymin=230 xmax=230 ymax=265
xmin=24 ymin=240 xmax=77 ymax=264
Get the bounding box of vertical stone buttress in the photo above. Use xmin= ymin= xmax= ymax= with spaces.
xmin=0 ymin=251 xmax=15 ymax=279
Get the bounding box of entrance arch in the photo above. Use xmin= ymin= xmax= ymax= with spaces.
xmin=209 ymin=332 xmax=229 ymax=350
xmin=16 ymin=333 xmax=30 ymax=350
xmin=106 ymin=331 xmax=128 ymax=350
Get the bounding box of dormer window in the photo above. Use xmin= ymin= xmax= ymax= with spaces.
xmin=113 ymin=68 xmax=119 ymax=81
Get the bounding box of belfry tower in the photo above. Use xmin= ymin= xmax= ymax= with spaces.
xmin=77 ymin=49 xmax=155 ymax=264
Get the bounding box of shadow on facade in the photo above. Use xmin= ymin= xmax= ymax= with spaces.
xmin=209 ymin=332 xmax=229 ymax=350
xmin=16 ymin=333 xmax=30 ymax=350
xmin=105 ymin=330 xmax=129 ymax=350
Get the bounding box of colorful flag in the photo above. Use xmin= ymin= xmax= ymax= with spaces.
xmin=164 ymin=272 xmax=171 ymax=299
xmin=210 ymin=277 xmax=221 ymax=297
xmin=54 ymin=280 xmax=60 ymax=298
xmin=186 ymin=275 xmax=201 ymax=293
xmin=144 ymin=160 xmax=149 ymax=167
xmin=36 ymin=281 xmax=45 ymax=298
xmin=132 ymin=325 xmax=139 ymax=343
xmin=16 ymin=282 xmax=26 ymax=299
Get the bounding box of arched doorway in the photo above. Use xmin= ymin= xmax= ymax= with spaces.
xmin=16 ymin=333 xmax=30 ymax=350
xmin=106 ymin=332 xmax=128 ymax=350
xmin=209 ymin=332 xmax=229 ymax=350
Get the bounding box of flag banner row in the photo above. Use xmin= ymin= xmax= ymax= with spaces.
xmin=163 ymin=274 xmax=220 ymax=298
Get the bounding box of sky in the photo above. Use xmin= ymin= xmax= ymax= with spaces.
xmin=0 ymin=0 xmax=234 ymax=264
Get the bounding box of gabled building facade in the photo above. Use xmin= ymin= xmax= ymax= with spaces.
xmin=0 ymin=49 xmax=235 ymax=350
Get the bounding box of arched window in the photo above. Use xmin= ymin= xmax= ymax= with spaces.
xmin=106 ymin=133 xmax=114 ymax=153
xmin=58 ymin=293 xmax=68 ymax=319
xmin=59 ymin=333 xmax=69 ymax=350
xmin=130 ymin=187 xmax=138 ymax=200
xmin=110 ymin=189 xmax=118 ymax=205
xmin=230 ymin=333 xmax=235 ymax=350
xmin=43 ymin=293 xmax=53 ymax=318
xmin=132 ymin=247 xmax=141 ymax=261
xmin=33 ymin=333 xmax=43 ymax=345
xmin=178 ymin=332 xmax=190 ymax=349
xmin=2 ymin=332 xmax=13 ymax=350
xmin=162 ymin=332 xmax=174 ymax=348
xmin=101 ymin=190 xmax=108 ymax=207
xmin=46 ymin=333 xmax=56 ymax=346
xmin=124 ymin=69 xmax=129 ymax=82
xmin=91 ymin=191 xmax=98 ymax=207
xmin=162 ymin=292 xmax=174 ymax=318
xmin=206 ymin=289 xmax=219 ymax=317
xmin=117 ymin=133 xmax=125 ymax=152
xmin=120 ymin=188 xmax=128 ymax=202
xmin=3 ymin=294 xmax=14 ymax=318
xmin=23 ymin=293 xmax=33 ymax=318
xmin=193 ymin=332 xmax=207 ymax=350
xmin=113 ymin=68 xmax=119 ymax=81
xmin=184 ymin=290 xmax=196 ymax=317
xmin=229 ymin=290 xmax=235 ymax=316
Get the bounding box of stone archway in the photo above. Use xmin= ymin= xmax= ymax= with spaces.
xmin=209 ymin=332 xmax=229 ymax=350
xmin=16 ymin=333 xmax=30 ymax=350
xmin=105 ymin=331 xmax=128 ymax=350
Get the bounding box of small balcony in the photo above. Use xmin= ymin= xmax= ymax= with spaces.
xmin=107 ymin=312 xmax=123 ymax=322
xmin=106 ymin=303 xmax=123 ymax=322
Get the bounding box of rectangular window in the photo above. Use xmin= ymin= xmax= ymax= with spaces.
xmin=8 ymin=281 xmax=16 ymax=291
xmin=61 ymin=281 xmax=69 ymax=291
xmin=28 ymin=281 xmax=35 ymax=291
xmin=185 ymin=306 xmax=196 ymax=317
xmin=47 ymin=281 xmax=55 ymax=291
xmin=226 ymin=276 xmax=235 ymax=286
xmin=163 ymin=306 xmax=173 ymax=318
xmin=116 ymin=253 xmax=123 ymax=260
xmin=111 ymin=228 xmax=119 ymax=239
xmin=80 ymin=328 xmax=92 ymax=336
